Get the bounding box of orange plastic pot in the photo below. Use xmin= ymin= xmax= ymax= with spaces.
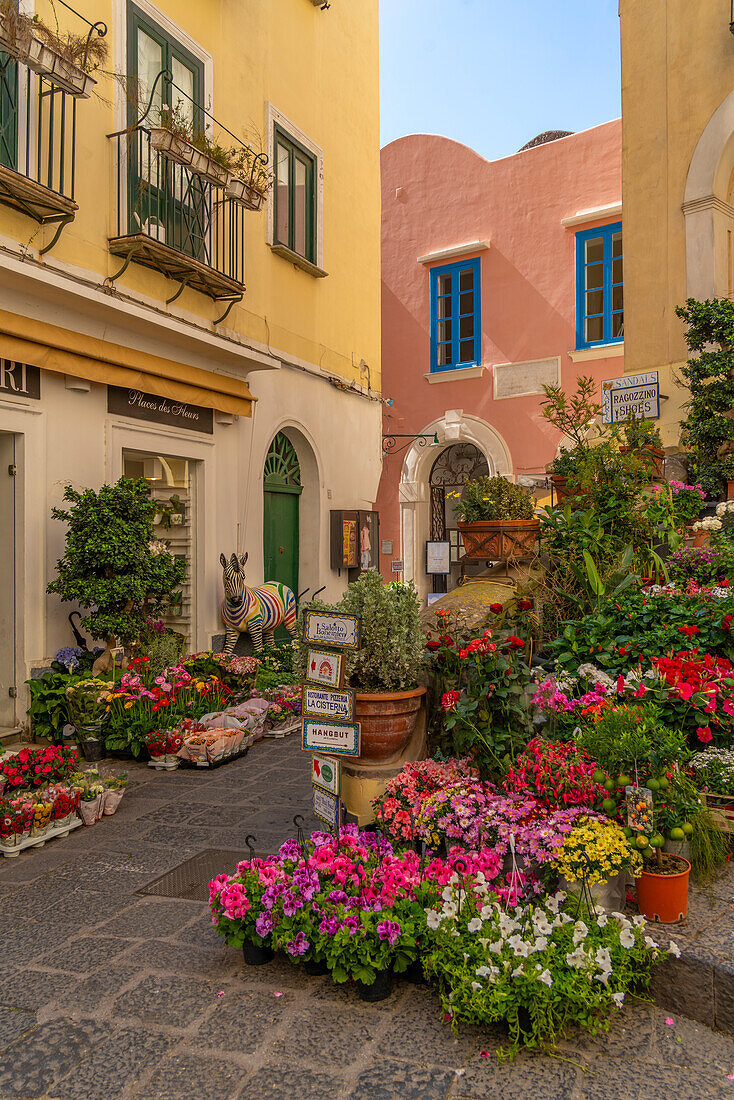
xmin=636 ymin=855 xmax=690 ymax=922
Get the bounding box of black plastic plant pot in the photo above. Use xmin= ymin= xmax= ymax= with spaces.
xmin=303 ymin=956 xmax=329 ymax=976
xmin=242 ymin=940 xmax=274 ymax=966
xmin=79 ymin=738 xmax=106 ymax=762
xmin=403 ymin=958 xmax=426 ymax=986
xmin=357 ymin=969 xmax=392 ymax=1002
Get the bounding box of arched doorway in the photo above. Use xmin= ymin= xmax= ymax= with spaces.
xmin=263 ymin=433 xmax=302 ymax=634
xmin=429 ymin=442 xmax=489 ymax=593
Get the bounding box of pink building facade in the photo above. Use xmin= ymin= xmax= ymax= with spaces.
xmin=376 ymin=120 xmax=623 ymax=598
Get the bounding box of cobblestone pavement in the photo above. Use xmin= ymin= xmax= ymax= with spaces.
xmin=1 ymin=735 xmax=734 ymax=1099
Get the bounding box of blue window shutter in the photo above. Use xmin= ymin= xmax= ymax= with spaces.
xmin=429 ymin=257 xmax=481 ymax=372
xmin=574 ymin=222 xmax=623 ymax=350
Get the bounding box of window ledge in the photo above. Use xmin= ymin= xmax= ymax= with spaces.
xmin=269 ymin=243 xmax=328 ymax=278
xmin=425 ymin=364 xmax=485 ymax=384
xmin=569 ymin=343 xmax=624 ymax=363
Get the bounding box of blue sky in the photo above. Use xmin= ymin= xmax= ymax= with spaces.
xmin=379 ymin=0 xmax=621 ymax=161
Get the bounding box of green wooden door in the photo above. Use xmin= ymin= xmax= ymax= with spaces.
xmin=263 ymin=434 xmax=301 ymax=641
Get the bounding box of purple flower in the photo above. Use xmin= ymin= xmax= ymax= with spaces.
xmin=319 ymin=916 xmax=340 ymax=936
xmin=341 ymin=914 xmax=359 ymax=933
xmin=328 ymin=889 xmax=348 ymax=904
xmin=278 ymin=840 xmax=300 ymax=861
xmin=255 ymin=912 xmax=273 ymax=938
xmin=282 ymin=891 xmax=304 ymax=917
xmin=286 ymin=932 xmax=310 ymax=957
xmin=376 ymin=919 xmax=401 ymax=946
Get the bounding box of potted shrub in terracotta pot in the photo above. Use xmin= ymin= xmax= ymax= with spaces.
xmin=304 ymin=573 xmax=427 ymax=764
xmin=619 ymin=414 xmax=665 ymax=480
xmin=545 ymin=446 xmax=582 ymax=505
xmin=454 ymin=475 xmax=538 ymax=561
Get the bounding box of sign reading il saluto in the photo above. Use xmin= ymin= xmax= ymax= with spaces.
xmin=302 ymin=685 xmax=355 ymax=722
xmin=304 ymin=610 xmax=361 ymax=651
xmin=108 ymin=386 xmax=214 ymax=434
xmin=302 ymin=717 xmax=360 ymax=757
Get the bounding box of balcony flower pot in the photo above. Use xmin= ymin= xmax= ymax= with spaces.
xmin=226 ymin=176 xmax=266 ymax=211
xmin=169 ymin=512 xmax=184 ymax=526
xmin=355 ymin=686 xmax=426 ymax=764
xmin=457 ymin=518 xmax=540 ymax=561
xmin=619 ymin=444 xmax=665 ymax=480
xmin=242 ymin=939 xmax=274 ymax=966
xmin=636 ymin=853 xmax=690 ymax=923
xmin=357 ymin=969 xmax=392 ymax=1002
xmin=26 ymin=37 xmax=96 ymax=98
xmin=149 ymin=128 xmax=228 ymax=188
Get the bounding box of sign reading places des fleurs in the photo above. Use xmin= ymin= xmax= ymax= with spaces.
xmin=107 ymin=386 xmax=214 ymax=435
xmin=303 ymin=610 xmax=361 ymax=651
xmin=302 ymin=685 xmax=355 ymax=722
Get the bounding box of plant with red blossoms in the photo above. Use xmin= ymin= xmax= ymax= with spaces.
xmin=0 ymin=745 xmax=79 ymax=790
xmin=503 ymin=737 xmax=608 ymax=809
xmin=372 ymin=757 xmax=476 ymax=843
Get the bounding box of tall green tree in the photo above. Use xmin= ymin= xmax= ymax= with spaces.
xmin=676 ymin=297 xmax=734 ymax=498
xmin=48 ymin=478 xmax=186 ymax=645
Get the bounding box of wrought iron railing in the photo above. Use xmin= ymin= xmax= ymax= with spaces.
xmin=0 ymin=59 xmax=76 ymax=198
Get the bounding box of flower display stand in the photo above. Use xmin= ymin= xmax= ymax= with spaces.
xmin=0 ymin=817 xmax=82 ymax=859
xmin=703 ymin=793 xmax=734 ymax=834
xmin=263 ymin=717 xmax=301 ymax=739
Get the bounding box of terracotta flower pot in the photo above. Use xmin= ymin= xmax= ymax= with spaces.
xmin=549 ymin=475 xmax=571 ymax=504
xmin=354 ymin=686 xmax=426 ymax=764
xmin=620 ymin=444 xmax=665 ymax=480
xmin=636 ymin=854 xmax=690 ymax=922
xmin=457 ymin=519 xmax=539 ymax=561
xmin=691 ymin=528 xmax=710 ymax=549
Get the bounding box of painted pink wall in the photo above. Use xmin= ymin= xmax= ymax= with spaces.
xmin=376 ymin=120 xmax=623 ymax=579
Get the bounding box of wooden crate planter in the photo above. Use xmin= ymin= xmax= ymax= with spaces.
xmin=149 ymin=129 xmax=229 ymax=188
xmin=620 ymin=444 xmax=664 ymax=480
xmin=457 ymin=519 xmax=540 ymax=561
xmin=703 ymin=793 xmax=734 ymax=833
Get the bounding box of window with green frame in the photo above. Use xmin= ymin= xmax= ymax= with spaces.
xmin=274 ymin=126 xmax=317 ymax=264
xmin=0 ymin=0 xmax=18 ymax=171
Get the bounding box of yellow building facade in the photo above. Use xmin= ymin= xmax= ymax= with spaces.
xmin=620 ymin=0 xmax=734 ymax=444
xmin=0 ymin=0 xmax=381 ymax=729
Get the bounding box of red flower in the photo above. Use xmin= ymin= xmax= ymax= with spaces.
xmin=458 ymin=649 xmax=468 ymax=660
xmin=489 ymin=603 xmax=503 ymax=614
xmin=426 ymin=639 xmax=440 ymax=651
xmin=441 ymin=691 xmax=460 ymax=712
xmin=723 ymin=615 xmax=733 ymax=633
xmin=618 ymin=646 xmax=628 ymax=656
xmin=679 ymin=625 xmax=700 ymax=638
xmin=507 ymin=636 xmax=525 ymax=650
xmin=696 ymin=725 xmax=714 ymax=743
xmin=516 ymin=599 xmax=533 ymax=611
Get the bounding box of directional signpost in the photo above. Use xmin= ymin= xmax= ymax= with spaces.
xmin=301 ymin=611 xmax=362 ymax=832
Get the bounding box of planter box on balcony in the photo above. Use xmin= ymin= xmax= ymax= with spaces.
xmin=457 ymin=518 xmax=540 ymax=561
xmin=226 ymin=175 xmax=266 ymax=211
xmin=150 ymin=129 xmax=229 ymax=188
xmin=0 ymin=14 xmax=96 ymax=99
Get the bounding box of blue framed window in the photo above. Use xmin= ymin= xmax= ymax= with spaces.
xmin=575 ymin=222 xmax=623 ymax=349
xmin=430 ymin=257 xmax=481 ymax=372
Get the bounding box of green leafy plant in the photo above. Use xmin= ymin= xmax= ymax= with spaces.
xmin=675 ymin=297 xmax=734 ymax=498
xmin=26 ymin=671 xmax=75 ymax=741
xmin=620 ymin=413 xmax=663 ymax=451
xmin=453 ymin=476 xmax=535 ymax=524
xmin=298 ymin=574 xmax=426 ymax=693
xmin=575 ymin=704 xmax=689 ymax=779
xmin=545 ymin=445 xmax=583 ymax=477
xmin=47 ymin=478 xmax=187 ymax=646
xmin=540 ymin=375 xmax=602 ymax=449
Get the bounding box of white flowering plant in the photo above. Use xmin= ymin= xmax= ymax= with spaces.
xmin=423 ymin=885 xmax=677 ymax=1057
xmin=690 ymin=747 xmax=734 ymax=796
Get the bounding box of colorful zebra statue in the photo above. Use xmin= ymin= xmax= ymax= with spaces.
xmin=219 ymin=552 xmax=297 ymax=654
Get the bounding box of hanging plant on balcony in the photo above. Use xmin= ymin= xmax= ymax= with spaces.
xmin=225 ymin=145 xmax=274 ymax=211
xmin=0 ymin=3 xmax=107 ymax=99
xmin=149 ymin=102 xmax=231 ymax=188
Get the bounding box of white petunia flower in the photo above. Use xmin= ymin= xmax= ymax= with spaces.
xmin=611 ymin=991 xmax=625 ymax=1008
xmin=426 ymin=910 xmax=442 ymax=930
xmin=471 ymin=981 xmax=482 ymax=991
xmin=538 ymin=969 xmax=553 ymax=987
xmin=668 ymin=941 xmax=681 ymax=959
xmin=619 ymin=928 xmax=635 ymax=949
xmin=644 ymin=935 xmax=658 ymax=951
xmin=467 ymin=917 xmax=482 ymax=933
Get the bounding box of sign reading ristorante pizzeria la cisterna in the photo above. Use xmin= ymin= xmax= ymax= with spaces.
xmin=107 ymin=386 xmax=214 ymax=434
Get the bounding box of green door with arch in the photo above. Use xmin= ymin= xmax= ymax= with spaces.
xmin=263 ymin=433 xmax=301 ymax=638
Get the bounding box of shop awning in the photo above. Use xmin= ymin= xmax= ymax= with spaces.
xmin=0 ymin=309 xmax=255 ymax=417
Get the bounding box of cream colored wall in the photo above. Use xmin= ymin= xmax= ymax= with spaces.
xmin=5 ymin=0 xmax=381 ymax=390
xmin=620 ymin=0 xmax=734 ymax=444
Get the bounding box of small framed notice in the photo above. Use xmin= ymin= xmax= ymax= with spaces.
xmin=302 ymin=685 xmax=355 ymax=722
xmin=312 ymin=753 xmax=341 ymax=795
xmin=305 ymin=648 xmax=345 ymax=688
xmin=313 ymin=786 xmax=341 ymax=829
xmin=304 ymin=610 xmax=361 ymax=650
xmin=426 ymin=540 xmax=451 ymax=575
xmin=302 ymin=717 xmax=361 ymax=757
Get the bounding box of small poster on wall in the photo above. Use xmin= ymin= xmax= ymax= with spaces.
xmin=342 ymin=518 xmax=358 ymax=568
xmin=426 ymin=540 xmax=451 ymax=575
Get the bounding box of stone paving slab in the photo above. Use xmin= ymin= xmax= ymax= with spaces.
xmin=0 ymin=735 xmax=732 ymax=1098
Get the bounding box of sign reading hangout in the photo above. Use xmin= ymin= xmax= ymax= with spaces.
xmin=302 ymin=718 xmax=360 ymax=758
xmin=302 ymin=685 xmax=355 ymax=722
xmin=602 ymin=372 xmax=660 ymax=425
xmin=303 ymin=610 xmax=361 ymax=651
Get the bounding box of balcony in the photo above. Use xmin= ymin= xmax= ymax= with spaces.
xmin=109 ymin=123 xmax=246 ymax=321
xmin=0 ymin=2 xmax=105 ymax=252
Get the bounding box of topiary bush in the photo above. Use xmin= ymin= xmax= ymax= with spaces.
xmin=453 ymin=476 xmax=535 ymax=523
xmin=47 ymin=478 xmax=186 ymax=646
